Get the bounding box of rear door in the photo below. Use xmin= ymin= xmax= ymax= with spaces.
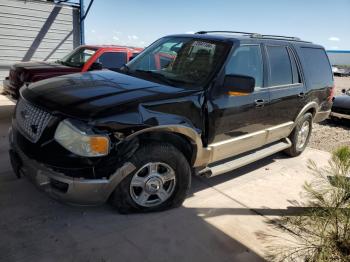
xmin=264 ymin=44 xmax=306 ymax=126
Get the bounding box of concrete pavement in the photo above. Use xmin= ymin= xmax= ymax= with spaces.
xmin=0 ymin=95 xmax=331 ymax=262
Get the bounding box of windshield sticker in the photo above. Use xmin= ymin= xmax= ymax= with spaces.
xmin=84 ymin=50 xmax=95 ymax=55
xmin=192 ymin=41 xmax=215 ymax=49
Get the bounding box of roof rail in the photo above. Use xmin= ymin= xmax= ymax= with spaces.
xmin=195 ymin=31 xmax=311 ymax=43
xmin=195 ymin=31 xmax=262 ymax=38
xmin=259 ymin=34 xmax=301 ymax=41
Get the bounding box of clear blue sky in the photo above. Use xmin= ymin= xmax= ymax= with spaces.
xmin=84 ymin=0 xmax=350 ymax=50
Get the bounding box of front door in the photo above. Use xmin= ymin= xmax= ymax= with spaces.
xmin=207 ymin=44 xmax=272 ymax=162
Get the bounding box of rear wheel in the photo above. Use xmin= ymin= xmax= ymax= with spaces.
xmin=284 ymin=113 xmax=313 ymax=157
xmin=110 ymin=142 xmax=191 ymax=213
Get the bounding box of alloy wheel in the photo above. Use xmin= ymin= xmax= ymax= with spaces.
xmin=129 ymin=162 xmax=176 ymax=207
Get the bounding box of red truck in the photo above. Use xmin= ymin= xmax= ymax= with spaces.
xmin=2 ymin=45 xmax=143 ymax=98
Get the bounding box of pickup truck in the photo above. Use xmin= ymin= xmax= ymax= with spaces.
xmin=2 ymin=45 xmax=142 ymax=98
xmin=9 ymin=31 xmax=334 ymax=213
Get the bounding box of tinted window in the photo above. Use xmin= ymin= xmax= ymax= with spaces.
xmin=266 ymin=46 xmax=293 ymax=86
xmin=98 ymin=52 xmax=127 ymax=70
xmin=300 ymin=47 xmax=333 ymax=86
xmin=225 ymin=45 xmax=263 ymax=87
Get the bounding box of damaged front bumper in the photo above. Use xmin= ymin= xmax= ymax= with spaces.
xmin=9 ymin=128 xmax=136 ymax=205
xmin=2 ymin=79 xmax=20 ymax=97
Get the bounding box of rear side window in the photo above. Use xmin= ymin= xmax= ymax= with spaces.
xmin=300 ymin=47 xmax=333 ymax=86
xmin=266 ymin=46 xmax=293 ymax=86
xmin=98 ymin=52 xmax=127 ymax=70
xmin=225 ymin=45 xmax=263 ymax=87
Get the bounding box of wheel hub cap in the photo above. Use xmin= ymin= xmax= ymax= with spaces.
xmin=145 ymin=177 xmax=162 ymax=193
xmin=296 ymin=121 xmax=310 ymax=149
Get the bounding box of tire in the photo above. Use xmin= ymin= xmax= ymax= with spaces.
xmin=284 ymin=113 xmax=313 ymax=157
xmin=110 ymin=142 xmax=191 ymax=214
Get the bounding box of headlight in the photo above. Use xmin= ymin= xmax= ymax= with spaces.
xmin=20 ymin=71 xmax=28 ymax=82
xmin=54 ymin=120 xmax=110 ymax=157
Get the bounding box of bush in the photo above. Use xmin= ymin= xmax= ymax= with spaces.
xmin=265 ymin=146 xmax=350 ymax=261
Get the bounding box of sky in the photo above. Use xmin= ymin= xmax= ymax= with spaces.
xmin=84 ymin=0 xmax=350 ymax=50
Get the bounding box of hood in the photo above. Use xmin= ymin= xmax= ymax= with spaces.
xmin=21 ymin=70 xmax=198 ymax=119
xmin=13 ymin=61 xmax=79 ymax=72
xmin=333 ymin=95 xmax=350 ymax=109
xmin=11 ymin=61 xmax=81 ymax=84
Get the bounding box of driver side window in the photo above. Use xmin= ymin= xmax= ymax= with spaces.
xmin=225 ymin=45 xmax=263 ymax=87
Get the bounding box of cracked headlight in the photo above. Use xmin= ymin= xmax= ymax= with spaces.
xmin=54 ymin=120 xmax=110 ymax=157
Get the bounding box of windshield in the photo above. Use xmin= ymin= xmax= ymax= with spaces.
xmin=59 ymin=47 xmax=97 ymax=68
xmin=126 ymin=37 xmax=230 ymax=89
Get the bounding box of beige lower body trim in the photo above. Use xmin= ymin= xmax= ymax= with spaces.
xmin=207 ymin=122 xmax=294 ymax=163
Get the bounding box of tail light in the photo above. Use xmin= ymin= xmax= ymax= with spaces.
xmin=328 ymin=85 xmax=335 ymax=102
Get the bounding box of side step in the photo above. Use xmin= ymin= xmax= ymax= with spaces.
xmin=199 ymin=139 xmax=292 ymax=178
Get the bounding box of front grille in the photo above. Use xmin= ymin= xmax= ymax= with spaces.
xmin=15 ymin=99 xmax=52 ymax=143
xmin=9 ymin=69 xmax=21 ymax=86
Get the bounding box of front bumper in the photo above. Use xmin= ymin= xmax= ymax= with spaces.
xmin=2 ymin=79 xmax=23 ymax=97
xmin=3 ymin=79 xmax=15 ymax=94
xmin=9 ymin=128 xmax=136 ymax=205
xmin=330 ymin=111 xmax=350 ymax=120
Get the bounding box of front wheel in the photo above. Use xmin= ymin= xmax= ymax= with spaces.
xmin=284 ymin=113 xmax=313 ymax=157
xmin=110 ymin=142 xmax=191 ymax=213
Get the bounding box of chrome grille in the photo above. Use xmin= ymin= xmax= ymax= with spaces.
xmin=15 ymin=99 xmax=52 ymax=143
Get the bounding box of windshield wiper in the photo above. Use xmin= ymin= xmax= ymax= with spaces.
xmin=134 ymin=70 xmax=179 ymax=87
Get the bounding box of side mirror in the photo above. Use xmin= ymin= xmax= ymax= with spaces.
xmin=89 ymin=62 xmax=103 ymax=71
xmin=224 ymin=74 xmax=255 ymax=95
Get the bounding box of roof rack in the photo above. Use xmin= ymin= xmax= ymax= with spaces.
xmin=260 ymin=34 xmax=300 ymax=41
xmin=196 ymin=31 xmax=262 ymax=38
xmin=195 ymin=31 xmax=311 ymax=43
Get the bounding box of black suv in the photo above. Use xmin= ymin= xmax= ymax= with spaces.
xmin=9 ymin=31 xmax=334 ymax=213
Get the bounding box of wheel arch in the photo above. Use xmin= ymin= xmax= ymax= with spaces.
xmin=124 ymin=125 xmax=209 ymax=167
xmin=294 ymin=102 xmax=318 ymax=123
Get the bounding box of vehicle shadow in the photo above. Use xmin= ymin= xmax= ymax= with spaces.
xmin=320 ymin=118 xmax=350 ymax=129
xmin=0 ymin=178 xmax=267 ymax=262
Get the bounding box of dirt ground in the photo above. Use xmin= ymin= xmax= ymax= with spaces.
xmin=309 ymin=76 xmax=350 ymax=153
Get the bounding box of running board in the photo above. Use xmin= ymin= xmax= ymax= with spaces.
xmin=198 ymin=139 xmax=292 ymax=178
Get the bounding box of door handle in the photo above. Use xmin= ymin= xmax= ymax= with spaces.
xmin=298 ymin=92 xmax=305 ymax=98
xmin=254 ymin=99 xmax=265 ymax=107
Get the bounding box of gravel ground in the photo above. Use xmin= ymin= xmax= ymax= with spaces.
xmin=309 ymin=77 xmax=350 ymax=153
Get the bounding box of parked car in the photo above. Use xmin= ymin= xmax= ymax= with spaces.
xmin=330 ymin=88 xmax=350 ymax=120
xmin=9 ymin=31 xmax=334 ymax=213
xmin=333 ymin=67 xmax=350 ymax=77
xmin=2 ymin=45 xmax=143 ymax=98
